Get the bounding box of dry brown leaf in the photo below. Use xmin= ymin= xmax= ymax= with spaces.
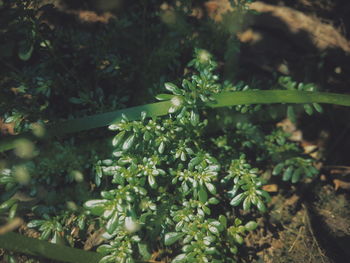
xmin=262 ymin=184 xmax=278 ymax=192
xmin=84 ymin=228 xmax=106 ymax=250
xmin=333 ymin=179 xmax=350 ymax=191
xmin=285 ymin=194 xmax=300 ymax=206
xmin=0 ymin=118 xmax=15 ymax=135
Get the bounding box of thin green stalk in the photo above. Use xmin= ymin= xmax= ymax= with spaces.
xmin=210 ymin=90 xmax=350 ymax=107
xmin=1 ymin=90 xmax=350 ymax=152
xmin=0 ymin=232 xmax=103 ymax=263
xmin=0 ymin=101 xmax=171 ymax=152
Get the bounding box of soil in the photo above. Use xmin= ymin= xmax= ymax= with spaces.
xmin=239 ymin=180 xmax=350 ymax=263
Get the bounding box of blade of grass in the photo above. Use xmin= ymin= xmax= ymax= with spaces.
xmin=209 ymin=90 xmax=350 ymax=108
xmin=1 ymin=90 xmax=350 ymax=152
xmin=0 ymin=100 xmax=172 ymax=152
xmin=0 ymin=231 xmax=103 ymax=263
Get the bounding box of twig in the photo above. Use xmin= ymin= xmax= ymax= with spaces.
xmin=303 ymin=204 xmax=328 ymax=263
xmin=288 ymin=226 xmax=304 ymax=252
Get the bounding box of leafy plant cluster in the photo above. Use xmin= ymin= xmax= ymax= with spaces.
xmin=0 ymin=139 xmax=98 ymax=249
xmin=79 ymin=51 xmax=317 ymax=262
xmin=0 ymin=48 xmax=321 ymax=262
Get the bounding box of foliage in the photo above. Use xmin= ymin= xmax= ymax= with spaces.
xmin=0 ymin=46 xmax=325 ymax=262
xmin=1 ymin=0 xmax=349 ymax=263
xmin=278 ymin=76 xmax=323 ymax=123
xmin=80 ymin=51 xmax=318 ymax=263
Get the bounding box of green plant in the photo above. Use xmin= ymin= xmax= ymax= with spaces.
xmin=2 ymin=46 xmax=350 ymax=263
xmin=79 ymin=51 xmax=320 ymax=262
xmin=1 ymin=0 xmax=350 ymax=262
xmin=1 ymin=45 xmax=350 ymax=262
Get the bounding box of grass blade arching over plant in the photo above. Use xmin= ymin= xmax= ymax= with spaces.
xmin=211 ymin=90 xmax=350 ymax=108
xmin=1 ymin=90 xmax=350 ymax=153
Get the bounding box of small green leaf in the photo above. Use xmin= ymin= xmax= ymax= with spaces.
xmin=209 ymin=226 xmax=219 ymax=235
xmin=83 ymin=199 xmax=108 ymax=216
xmin=245 ymin=221 xmax=258 ymax=231
xmin=40 ymin=228 xmax=52 ymax=240
xmin=230 ymin=193 xmax=244 ymax=206
xmin=97 ymin=244 xmax=113 ymax=254
xmin=171 ymin=253 xmax=186 ymax=263
xmin=143 ymin=131 xmax=151 ymax=141
xmin=313 ymin=103 xmax=323 ymax=113
xmin=106 ymin=211 xmax=119 ymax=234
xmin=256 ymin=198 xmax=267 ymax=213
xmin=155 ymin=94 xmax=174 ymax=101
xmin=208 ymin=197 xmax=219 ymax=205
xmin=164 ymin=232 xmax=184 ymax=246
xmin=180 ymin=151 xmax=186 ymax=161
xmin=203 ymin=206 xmax=211 ymax=215
xmin=5 ymin=254 xmax=16 ymax=263
xmin=256 ymin=190 xmax=271 ymax=202
xmin=122 ymin=134 xmax=135 ymax=151
xmin=198 ymin=186 xmax=208 ymax=203
xmin=210 ymin=221 xmax=222 ymax=230
xmin=219 ymin=215 xmax=227 ymax=228
xmin=112 ymin=131 xmax=126 ymax=147
xmin=0 ymin=199 xmax=17 ymax=214
xmin=27 ymin=220 xmax=45 ymax=228
xmin=101 ymin=190 xmax=115 ymax=199
xmin=282 ymin=166 xmax=293 ymax=181
xmin=205 ymin=182 xmax=217 ymax=195
xmin=138 ymin=243 xmax=151 ymax=260
xmin=99 ymin=255 xmax=115 ymax=263
xmin=234 ymin=234 xmax=243 ymax=244
xmin=304 ymin=104 xmax=314 ymax=115
xmin=181 ymin=182 xmax=189 ymax=193
xmin=230 ymin=245 xmax=238 ymax=254
xmin=8 ymin=203 xmax=18 ymax=220
xmin=272 ymin=163 xmax=284 ymax=176
xmin=51 ymin=231 xmax=66 ymax=245
xmin=188 ymin=157 xmax=201 ymax=170
xmin=205 ymin=247 xmax=217 ymax=255
xmin=305 ymin=166 xmax=318 ymax=177
xmin=148 ymin=175 xmax=157 ymax=189
xmin=183 ymin=244 xmax=193 ymax=253
xmin=18 ymin=41 xmax=34 ymax=61
xmin=190 ymin=110 xmax=199 ymax=126
xmin=291 ymin=167 xmax=303 ymax=183
xmin=168 ymin=106 xmax=179 ymax=113
xmin=165 ymin=82 xmax=181 ymax=95
xmin=158 ymin=141 xmax=165 ymax=154
xmin=78 ymin=216 xmax=86 ymax=230
xmin=242 ymin=196 xmax=251 ymax=211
